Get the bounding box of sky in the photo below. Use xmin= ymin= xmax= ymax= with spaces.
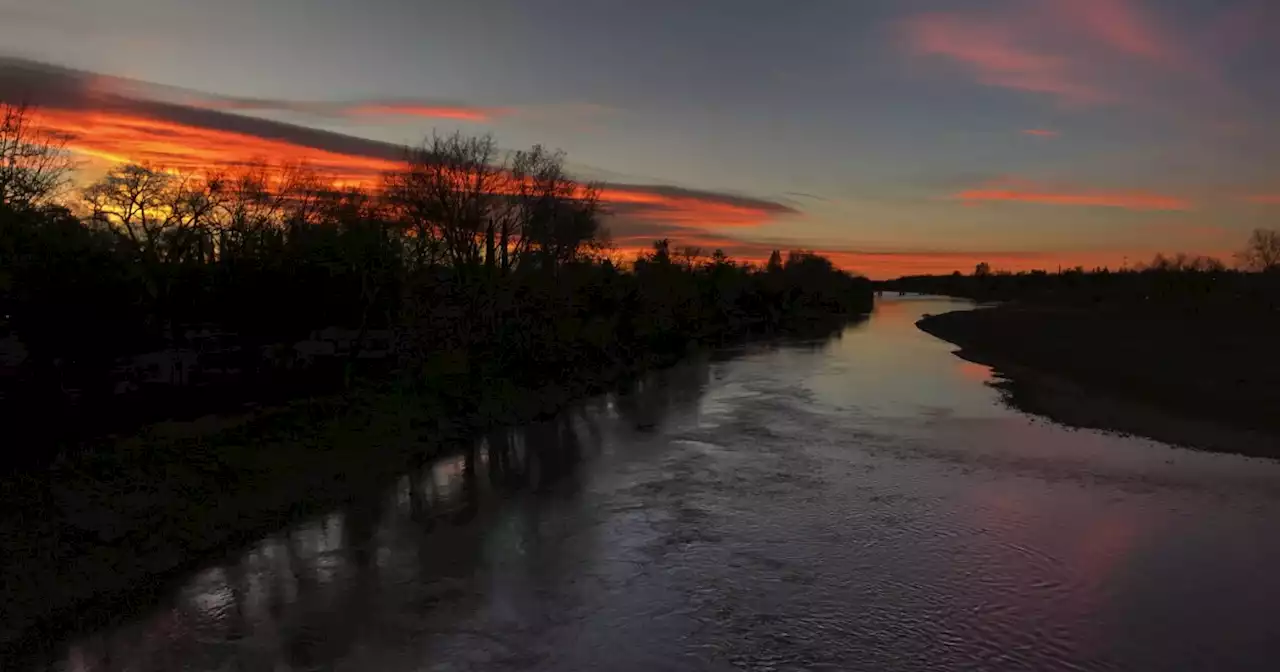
xmin=1 ymin=0 xmax=1278 ymax=278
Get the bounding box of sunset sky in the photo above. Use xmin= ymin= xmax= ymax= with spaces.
xmin=1 ymin=0 xmax=1278 ymax=278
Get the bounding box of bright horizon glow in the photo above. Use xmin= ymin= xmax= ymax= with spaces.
xmin=1 ymin=0 xmax=1272 ymax=278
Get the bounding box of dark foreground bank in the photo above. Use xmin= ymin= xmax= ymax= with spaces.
xmin=918 ymin=305 xmax=1280 ymax=458
xmin=0 ymin=314 xmax=862 ymax=655
xmin=20 ymin=296 xmax=1280 ymax=672
xmin=0 ymin=364 xmax=645 ymax=652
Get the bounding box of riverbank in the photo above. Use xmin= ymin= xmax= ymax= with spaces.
xmin=0 ymin=349 xmax=661 ymax=651
xmin=0 ymin=315 xmax=861 ymax=653
xmin=917 ymin=305 xmax=1280 ymax=458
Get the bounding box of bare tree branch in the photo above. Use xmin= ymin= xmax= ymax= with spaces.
xmin=0 ymin=103 xmax=76 ymax=209
xmin=1238 ymin=228 xmax=1280 ymax=272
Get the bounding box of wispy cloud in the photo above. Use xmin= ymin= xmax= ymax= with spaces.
xmin=782 ymin=191 xmax=829 ymax=202
xmin=903 ymin=12 xmax=1106 ymax=105
xmin=1 ymin=56 xmax=508 ymax=124
xmin=957 ymin=179 xmax=1191 ymax=211
xmin=196 ymin=97 xmax=505 ymax=122
xmin=902 ymin=0 xmax=1201 ymax=106
xmin=1244 ymin=194 xmax=1280 ymax=205
xmin=1021 ymin=129 xmax=1060 ymax=137
xmin=603 ymin=184 xmax=798 ymax=228
xmin=1058 ymin=0 xmax=1182 ymax=65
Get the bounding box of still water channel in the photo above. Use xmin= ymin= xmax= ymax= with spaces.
xmin=30 ymin=296 xmax=1280 ymax=671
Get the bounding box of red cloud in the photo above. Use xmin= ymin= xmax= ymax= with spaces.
xmin=904 ymin=12 xmax=1107 ymax=104
xmin=957 ymin=180 xmax=1190 ymax=211
xmin=903 ymin=1 xmax=1197 ymax=106
xmin=1060 ymin=0 xmax=1181 ymax=64
xmin=1245 ymin=194 xmax=1280 ymax=205
xmin=1021 ymin=129 xmax=1060 ymax=137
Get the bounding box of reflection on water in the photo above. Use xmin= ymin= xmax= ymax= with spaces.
xmin=27 ymin=298 xmax=1280 ymax=671
xmin=35 ymin=347 xmax=725 ymax=672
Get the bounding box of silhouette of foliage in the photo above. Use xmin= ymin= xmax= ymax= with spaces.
xmin=0 ymin=103 xmax=75 ymax=209
xmin=882 ymin=236 xmax=1280 ymax=315
xmin=0 ymin=116 xmax=872 ymax=465
xmin=1239 ymin=228 xmax=1280 ymax=272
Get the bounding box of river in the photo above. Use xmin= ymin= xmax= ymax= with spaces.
xmin=24 ymin=296 xmax=1280 ymax=671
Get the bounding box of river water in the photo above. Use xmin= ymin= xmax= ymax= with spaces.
xmin=27 ymin=296 xmax=1280 ymax=671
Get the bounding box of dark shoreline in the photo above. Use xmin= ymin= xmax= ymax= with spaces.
xmin=0 ymin=317 xmax=859 ymax=655
xmin=0 ymin=360 xmax=654 ymax=653
xmin=917 ymin=306 xmax=1280 ymax=459
xmin=0 ymin=358 xmax=646 ymax=652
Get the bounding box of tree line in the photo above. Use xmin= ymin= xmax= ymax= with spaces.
xmin=0 ymin=104 xmax=872 ymax=454
xmin=881 ymin=237 xmax=1280 ymax=310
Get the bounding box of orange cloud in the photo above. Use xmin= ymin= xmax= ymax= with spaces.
xmin=34 ymin=108 xmax=403 ymax=184
xmin=957 ymin=180 xmax=1190 ymax=211
xmin=28 ymin=104 xmax=798 ymax=231
xmin=1245 ymin=194 xmax=1280 ymax=205
xmin=0 ymin=55 xmax=793 ymax=232
xmin=601 ymin=184 xmax=796 ymax=228
xmin=1021 ymin=129 xmax=1060 ymax=137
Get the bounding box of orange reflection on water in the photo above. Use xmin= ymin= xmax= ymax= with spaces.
xmin=956 ymin=359 xmax=994 ymax=383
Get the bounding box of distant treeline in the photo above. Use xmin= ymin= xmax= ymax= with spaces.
xmin=0 ymin=105 xmax=871 ymax=456
xmin=880 ymin=240 xmax=1280 ymax=311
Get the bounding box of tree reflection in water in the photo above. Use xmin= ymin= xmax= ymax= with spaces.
xmin=36 ymin=325 xmax=854 ymax=671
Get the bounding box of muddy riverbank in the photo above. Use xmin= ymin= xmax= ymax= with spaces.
xmin=917 ymin=305 xmax=1280 ymax=458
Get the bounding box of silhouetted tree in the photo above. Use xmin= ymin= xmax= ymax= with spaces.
xmin=649 ymin=238 xmax=673 ymax=265
xmin=509 ymin=145 xmax=604 ymax=272
xmin=1239 ymin=228 xmax=1280 ymax=272
xmin=390 ymin=132 xmax=504 ymax=274
xmin=83 ymin=163 xmax=222 ymax=265
xmin=882 ymin=228 xmax=1280 ymax=314
xmin=0 ymin=103 xmax=74 ymax=209
xmin=767 ymin=249 xmax=783 ymax=273
xmin=676 ymin=246 xmax=705 ymax=271
xmin=2 ymin=121 xmax=875 ymax=463
xmin=0 ymin=201 xmax=141 ymax=400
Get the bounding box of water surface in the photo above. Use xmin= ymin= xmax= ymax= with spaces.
xmin=31 ymin=296 xmax=1280 ymax=671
